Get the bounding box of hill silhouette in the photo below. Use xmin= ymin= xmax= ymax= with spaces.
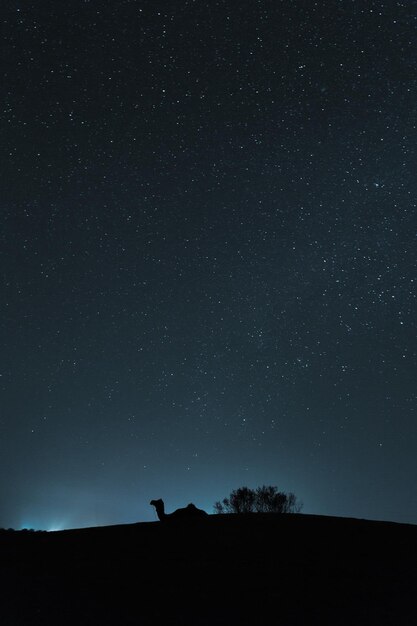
xmin=1 ymin=513 xmax=416 ymax=625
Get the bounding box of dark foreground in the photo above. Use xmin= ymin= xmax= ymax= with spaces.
xmin=1 ymin=513 xmax=416 ymax=625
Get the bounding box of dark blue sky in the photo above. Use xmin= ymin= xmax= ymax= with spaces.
xmin=1 ymin=0 xmax=416 ymax=530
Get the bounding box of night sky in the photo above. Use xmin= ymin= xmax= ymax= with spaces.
xmin=1 ymin=1 xmax=416 ymax=530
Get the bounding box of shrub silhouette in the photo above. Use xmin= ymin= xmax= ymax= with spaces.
xmin=214 ymin=485 xmax=302 ymax=514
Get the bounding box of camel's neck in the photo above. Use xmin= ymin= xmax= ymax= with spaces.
xmin=155 ymin=502 xmax=166 ymax=521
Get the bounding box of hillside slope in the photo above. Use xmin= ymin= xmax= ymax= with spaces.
xmin=1 ymin=513 xmax=416 ymax=625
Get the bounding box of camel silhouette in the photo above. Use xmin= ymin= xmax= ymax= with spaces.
xmin=150 ymin=498 xmax=208 ymax=521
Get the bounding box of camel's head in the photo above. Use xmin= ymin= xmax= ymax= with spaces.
xmin=150 ymin=499 xmax=163 ymax=507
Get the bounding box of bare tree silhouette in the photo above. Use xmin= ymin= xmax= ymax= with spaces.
xmin=214 ymin=485 xmax=302 ymax=514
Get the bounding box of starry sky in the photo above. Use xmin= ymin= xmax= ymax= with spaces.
xmin=1 ymin=1 xmax=416 ymax=530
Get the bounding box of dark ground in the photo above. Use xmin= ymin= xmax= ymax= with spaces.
xmin=1 ymin=513 xmax=416 ymax=625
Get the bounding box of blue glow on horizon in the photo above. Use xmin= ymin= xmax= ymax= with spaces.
xmin=18 ymin=517 xmax=70 ymax=532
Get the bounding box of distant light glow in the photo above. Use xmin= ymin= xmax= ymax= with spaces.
xmin=18 ymin=517 xmax=70 ymax=532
